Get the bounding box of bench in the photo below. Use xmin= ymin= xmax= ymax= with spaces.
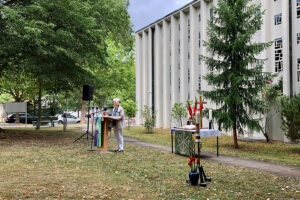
xmin=32 ymin=117 xmax=58 ymax=127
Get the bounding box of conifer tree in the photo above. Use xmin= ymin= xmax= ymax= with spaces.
xmin=200 ymin=0 xmax=272 ymax=148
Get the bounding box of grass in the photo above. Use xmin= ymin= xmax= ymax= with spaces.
xmin=0 ymin=127 xmax=299 ymax=199
xmin=123 ymin=126 xmax=300 ymax=166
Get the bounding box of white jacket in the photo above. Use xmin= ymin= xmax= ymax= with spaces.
xmin=113 ymin=105 xmax=126 ymax=129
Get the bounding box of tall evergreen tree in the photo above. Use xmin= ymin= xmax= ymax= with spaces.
xmin=200 ymin=0 xmax=272 ymax=148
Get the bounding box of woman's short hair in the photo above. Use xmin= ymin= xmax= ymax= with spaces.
xmin=113 ymin=98 xmax=121 ymax=105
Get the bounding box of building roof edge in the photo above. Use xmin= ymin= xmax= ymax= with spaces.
xmin=135 ymin=0 xmax=198 ymax=34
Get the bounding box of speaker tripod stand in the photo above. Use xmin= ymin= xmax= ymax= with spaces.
xmin=74 ymin=100 xmax=95 ymax=151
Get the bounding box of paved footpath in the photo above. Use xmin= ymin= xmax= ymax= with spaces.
xmin=124 ymin=136 xmax=300 ymax=178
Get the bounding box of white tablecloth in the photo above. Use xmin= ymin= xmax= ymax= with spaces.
xmin=199 ymin=129 xmax=221 ymax=137
xmin=170 ymin=128 xmax=220 ymax=137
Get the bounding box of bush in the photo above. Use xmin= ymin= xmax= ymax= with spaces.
xmin=171 ymin=103 xmax=187 ymax=127
xmin=142 ymin=105 xmax=156 ymax=133
xmin=122 ymin=99 xmax=138 ymax=128
xmin=281 ymin=94 xmax=300 ymax=142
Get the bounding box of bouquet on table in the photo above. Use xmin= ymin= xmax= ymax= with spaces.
xmin=187 ymin=100 xmax=204 ymax=123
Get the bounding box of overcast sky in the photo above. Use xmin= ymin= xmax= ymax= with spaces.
xmin=128 ymin=0 xmax=193 ymax=32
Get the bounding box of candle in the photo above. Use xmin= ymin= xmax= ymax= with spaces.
xmin=209 ymin=109 xmax=213 ymax=121
xmin=196 ymin=111 xmax=200 ymax=124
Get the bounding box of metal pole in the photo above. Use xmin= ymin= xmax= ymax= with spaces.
xmin=87 ymin=100 xmax=90 ymax=144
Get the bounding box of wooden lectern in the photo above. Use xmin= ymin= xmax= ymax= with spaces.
xmin=96 ymin=117 xmax=110 ymax=153
xmin=97 ymin=116 xmax=119 ymax=153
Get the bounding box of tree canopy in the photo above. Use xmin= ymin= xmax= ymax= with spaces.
xmin=0 ymin=0 xmax=134 ymax=128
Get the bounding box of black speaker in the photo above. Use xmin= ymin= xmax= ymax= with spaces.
xmin=82 ymin=85 xmax=93 ymax=101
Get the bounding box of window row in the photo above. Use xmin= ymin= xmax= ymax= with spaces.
xmin=274 ymin=38 xmax=283 ymax=72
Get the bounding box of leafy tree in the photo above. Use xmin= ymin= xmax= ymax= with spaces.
xmin=142 ymin=105 xmax=156 ymax=133
xmin=281 ymin=94 xmax=300 ymax=142
xmin=0 ymin=0 xmax=133 ymax=129
xmin=200 ymin=0 xmax=272 ymax=148
xmin=171 ymin=103 xmax=187 ymax=127
xmin=0 ymin=65 xmax=38 ymax=123
xmin=94 ymin=38 xmax=135 ymax=107
xmin=122 ymin=99 xmax=138 ymax=128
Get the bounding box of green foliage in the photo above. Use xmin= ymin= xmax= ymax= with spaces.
xmin=142 ymin=105 xmax=156 ymax=133
xmin=200 ymin=0 xmax=272 ymax=148
xmin=0 ymin=0 xmax=133 ymax=127
xmin=122 ymin=99 xmax=138 ymax=118
xmin=122 ymin=99 xmax=138 ymax=128
xmin=94 ymin=38 xmax=135 ymax=107
xmin=0 ymin=93 xmax=12 ymax=103
xmin=281 ymin=94 xmax=300 ymax=142
xmin=171 ymin=103 xmax=187 ymax=127
xmin=0 ymin=65 xmax=34 ymax=102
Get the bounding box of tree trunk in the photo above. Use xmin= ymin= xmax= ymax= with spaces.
xmin=263 ymin=117 xmax=270 ymax=142
xmin=233 ymin=120 xmax=239 ymax=149
xmin=80 ymin=100 xmax=86 ymax=124
xmin=33 ymin=99 xmax=36 ymax=116
xmin=36 ymin=86 xmax=42 ymax=130
xmin=16 ymin=112 xmax=20 ymax=124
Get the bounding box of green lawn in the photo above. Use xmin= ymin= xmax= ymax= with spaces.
xmin=0 ymin=127 xmax=299 ymax=199
xmin=123 ymin=126 xmax=300 ymax=166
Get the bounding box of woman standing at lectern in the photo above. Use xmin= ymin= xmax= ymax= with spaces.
xmin=112 ymin=98 xmax=125 ymax=152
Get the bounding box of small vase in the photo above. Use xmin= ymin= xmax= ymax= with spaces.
xmin=189 ymin=171 xmax=199 ymax=186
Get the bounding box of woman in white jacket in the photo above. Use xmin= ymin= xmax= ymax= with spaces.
xmin=111 ymin=98 xmax=125 ymax=152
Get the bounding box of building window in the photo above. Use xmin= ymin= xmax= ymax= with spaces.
xmin=188 ymin=19 xmax=190 ymax=43
xmin=170 ymin=66 xmax=172 ymax=86
xmin=274 ymin=38 xmax=283 ymax=72
xmin=198 ymin=32 xmax=201 ymax=48
xmin=210 ymin=8 xmax=213 ymax=20
xmin=198 ymin=75 xmax=201 ymax=90
xmin=188 ymin=68 xmax=190 ymax=84
xmin=297 ymin=0 xmax=300 ymax=18
xmin=297 ymin=58 xmax=300 ymax=82
xmin=274 ymin=13 xmax=282 ymax=25
xmin=198 ymin=14 xmax=201 ymax=22
xmin=297 ymin=33 xmax=300 ymax=44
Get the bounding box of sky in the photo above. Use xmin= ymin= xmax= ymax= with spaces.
xmin=128 ymin=0 xmax=194 ymax=32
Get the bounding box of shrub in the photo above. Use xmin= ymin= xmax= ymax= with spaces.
xmin=142 ymin=105 xmax=156 ymax=133
xmin=122 ymin=99 xmax=138 ymax=128
xmin=171 ymin=103 xmax=187 ymax=127
xmin=281 ymin=94 xmax=300 ymax=142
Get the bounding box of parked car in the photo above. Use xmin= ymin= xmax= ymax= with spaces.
xmin=56 ymin=113 xmax=80 ymax=124
xmin=5 ymin=113 xmax=37 ymax=124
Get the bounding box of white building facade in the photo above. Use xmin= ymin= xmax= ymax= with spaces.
xmin=135 ymin=0 xmax=300 ymax=136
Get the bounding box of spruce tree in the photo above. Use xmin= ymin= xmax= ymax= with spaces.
xmin=200 ymin=0 xmax=272 ymax=148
